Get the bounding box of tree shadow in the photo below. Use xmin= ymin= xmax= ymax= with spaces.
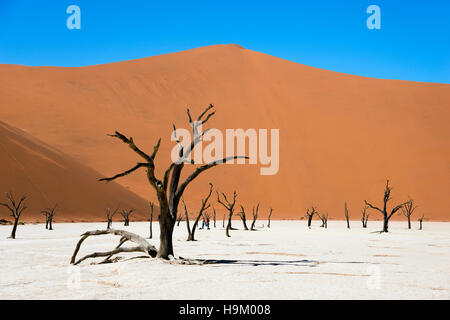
xmin=198 ymin=258 xmax=318 ymax=267
xmin=184 ymin=258 xmax=385 ymax=267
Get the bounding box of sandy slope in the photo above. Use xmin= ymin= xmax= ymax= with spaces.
xmin=0 ymin=121 xmax=149 ymax=222
xmin=0 ymin=44 xmax=449 ymax=220
xmin=0 ymin=220 xmax=448 ymax=299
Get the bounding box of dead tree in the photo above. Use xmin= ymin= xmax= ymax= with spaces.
xmin=418 ymin=214 xmax=424 ymax=230
xmin=317 ymin=212 xmax=328 ymax=228
xmin=0 ymin=192 xmax=27 ymax=239
xmin=364 ymin=180 xmax=407 ymax=233
xmin=148 ymin=202 xmax=154 ymax=239
xmin=217 ymin=190 xmax=238 ymax=237
xmin=105 ymin=205 xmax=120 ymax=229
xmin=222 ymin=213 xmax=225 ymax=228
xmin=344 ymin=202 xmax=350 ymax=229
xmin=121 ymin=208 xmax=134 ymax=226
xmin=237 ymin=205 xmax=249 ymax=230
xmin=213 ymin=205 xmax=216 ymax=228
xmin=250 ymin=203 xmax=260 ymax=231
xmin=183 ymin=183 xmax=213 ymax=241
xmin=98 ymin=104 xmax=246 ymax=259
xmin=305 ymin=207 xmax=317 ymax=228
xmin=361 ymin=205 xmax=369 ymax=228
xmin=182 ymin=198 xmax=192 ymax=238
xmin=70 ymin=229 xmax=157 ymax=265
xmin=42 ymin=204 xmax=57 ymax=230
xmin=267 ymin=208 xmax=273 ymax=228
xmin=401 ymin=198 xmax=417 ymax=229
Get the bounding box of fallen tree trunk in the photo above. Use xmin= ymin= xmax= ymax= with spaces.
xmin=70 ymin=229 xmax=157 ymax=265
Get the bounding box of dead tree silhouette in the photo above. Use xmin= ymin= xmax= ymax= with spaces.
xmin=42 ymin=203 xmax=57 ymax=230
xmin=121 ymin=208 xmax=134 ymax=226
xmin=105 ymin=205 xmax=120 ymax=229
xmin=361 ymin=205 xmax=369 ymax=228
xmin=217 ymin=190 xmax=238 ymax=237
xmin=183 ymin=183 xmax=213 ymax=241
xmin=305 ymin=207 xmax=317 ymax=228
xmin=237 ymin=205 xmax=249 ymax=230
xmin=0 ymin=192 xmax=27 ymax=239
xmin=148 ymin=202 xmax=154 ymax=239
xmin=250 ymin=203 xmax=260 ymax=231
xmin=418 ymin=214 xmax=425 ymax=230
xmin=317 ymin=211 xmax=328 ymax=228
xmin=267 ymin=208 xmax=273 ymax=228
xmin=364 ymin=180 xmax=407 ymax=233
xmin=93 ymin=104 xmax=247 ymax=260
xmin=401 ymin=198 xmax=417 ymax=229
xmin=344 ymin=202 xmax=351 ymax=229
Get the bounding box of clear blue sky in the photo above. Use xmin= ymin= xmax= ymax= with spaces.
xmin=0 ymin=0 xmax=449 ymax=83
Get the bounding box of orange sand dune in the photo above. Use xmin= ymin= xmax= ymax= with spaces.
xmin=0 ymin=121 xmax=150 ymax=222
xmin=0 ymin=44 xmax=449 ymax=221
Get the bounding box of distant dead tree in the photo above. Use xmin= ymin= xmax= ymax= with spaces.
xmin=183 ymin=183 xmax=213 ymax=241
xmin=344 ymin=202 xmax=350 ymax=229
xmin=0 ymin=192 xmax=27 ymax=239
xmin=42 ymin=203 xmax=58 ymax=230
xmin=317 ymin=211 xmax=328 ymax=228
xmin=217 ymin=190 xmax=238 ymax=237
xmin=418 ymin=214 xmax=425 ymax=230
xmin=401 ymin=198 xmax=417 ymax=229
xmin=105 ymin=205 xmax=120 ymax=229
xmin=148 ymin=202 xmax=154 ymax=239
xmin=121 ymin=208 xmax=134 ymax=226
xmin=267 ymin=208 xmax=273 ymax=228
xmin=305 ymin=207 xmax=317 ymax=228
xmin=237 ymin=205 xmax=249 ymax=230
xmin=212 ymin=205 xmax=216 ymax=228
xmin=250 ymin=203 xmax=260 ymax=231
xmin=361 ymin=205 xmax=369 ymax=228
xmin=94 ymin=104 xmax=246 ymax=260
xmin=182 ymin=199 xmax=192 ymax=237
xmin=365 ymin=180 xmax=407 ymax=233
xmin=222 ymin=213 xmax=225 ymax=228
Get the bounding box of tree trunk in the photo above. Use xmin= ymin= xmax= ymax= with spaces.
xmin=157 ymin=217 xmax=175 ymax=259
xmin=383 ymin=217 xmax=389 ymax=232
xmin=241 ymin=216 xmax=249 ymax=230
xmin=9 ymin=218 xmax=19 ymax=239
xmin=307 ymin=215 xmax=313 ymax=228
xmin=45 ymin=219 xmax=49 ymax=229
xmin=49 ymin=218 xmax=53 ymax=230
xmin=149 ymin=215 xmax=153 ymax=239
xmin=107 ymin=219 xmax=111 ymax=229
xmin=226 ymin=212 xmax=233 ymax=237
xmin=222 ymin=214 xmax=225 ymax=228
xmin=419 ymin=220 xmax=423 ymax=230
xmin=407 ymin=216 xmax=411 ymax=229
